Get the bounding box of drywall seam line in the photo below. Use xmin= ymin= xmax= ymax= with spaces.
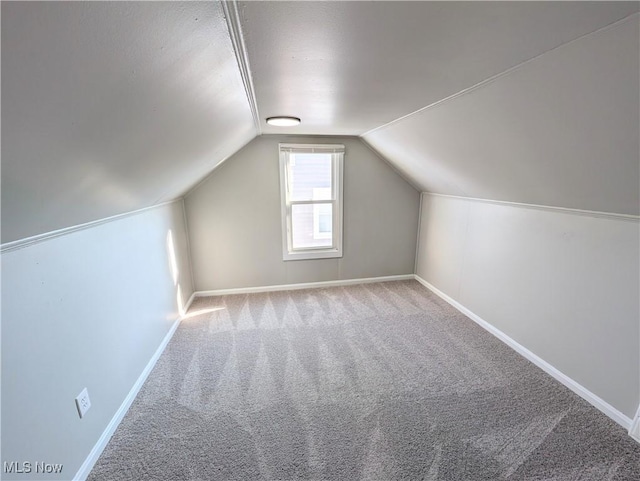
xmin=0 ymin=200 xmax=183 ymax=254
xmin=361 ymin=12 xmax=639 ymax=137
xmin=425 ymin=193 xmax=640 ymax=222
xmin=222 ymin=0 xmax=261 ymax=134
xmin=413 ymin=275 xmax=635 ymax=433
xmin=414 ymin=192 xmax=424 ymax=275
xmin=194 ymin=274 xmax=415 ymax=297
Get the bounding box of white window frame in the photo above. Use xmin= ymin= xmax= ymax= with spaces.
xmin=313 ymin=197 xmax=333 ymax=240
xmin=279 ymin=143 xmax=344 ymax=261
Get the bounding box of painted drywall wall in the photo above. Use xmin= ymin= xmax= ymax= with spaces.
xmin=365 ymin=13 xmax=639 ymax=216
xmin=416 ymin=194 xmax=639 ymax=419
xmin=185 ymin=136 xmax=420 ymax=291
xmin=1 ymin=201 xmax=193 ymax=480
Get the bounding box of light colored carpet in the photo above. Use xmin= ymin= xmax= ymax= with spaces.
xmin=88 ymin=280 xmax=640 ymax=480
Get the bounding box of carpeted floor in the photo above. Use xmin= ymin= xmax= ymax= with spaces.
xmin=88 ymin=280 xmax=640 ymax=480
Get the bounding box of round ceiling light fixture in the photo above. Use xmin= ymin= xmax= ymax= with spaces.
xmin=266 ymin=116 xmax=301 ymax=127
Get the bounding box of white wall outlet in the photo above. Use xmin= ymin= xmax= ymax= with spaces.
xmin=75 ymin=388 xmax=91 ymax=419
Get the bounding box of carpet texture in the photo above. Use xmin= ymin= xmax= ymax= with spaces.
xmin=88 ymin=280 xmax=640 ymax=480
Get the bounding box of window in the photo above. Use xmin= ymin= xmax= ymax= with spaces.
xmin=279 ymin=143 xmax=344 ymax=260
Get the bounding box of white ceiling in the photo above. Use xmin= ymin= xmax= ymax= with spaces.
xmin=364 ymin=14 xmax=640 ymax=215
xmin=2 ymin=2 xmax=256 ymax=242
xmin=240 ymin=1 xmax=639 ymax=135
xmin=2 ymin=1 xmax=638 ymax=243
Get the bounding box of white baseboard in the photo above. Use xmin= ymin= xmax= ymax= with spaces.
xmin=72 ymin=274 xmax=638 ymax=479
xmin=73 ymin=316 xmax=183 ymax=480
xmin=630 ymin=405 xmax=640 ymax=442
xmin=413 ymin=275 xmax=634 ymax=433
xmin=194 ymin=274 xmax=415 ymax=297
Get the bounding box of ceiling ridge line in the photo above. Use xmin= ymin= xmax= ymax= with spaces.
xmin=361 ymin=11 xmax=640 ymax=138
xmin=222 ymin=0 xmax=261 ymax=134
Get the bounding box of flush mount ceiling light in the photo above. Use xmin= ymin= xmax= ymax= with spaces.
xmin=266 ymin=116 xmax=301 ymax=127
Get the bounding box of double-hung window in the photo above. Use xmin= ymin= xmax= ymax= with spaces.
xmin=279 ymin=143 xmax=344 ymax=260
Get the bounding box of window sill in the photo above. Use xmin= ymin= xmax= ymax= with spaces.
xmin=283 ymin=249 xmax=343 ymax=261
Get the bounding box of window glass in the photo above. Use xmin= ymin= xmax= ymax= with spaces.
xmin=292 ymin=204 xmax=333 ymax=249
xmin=279 ymin=144 xmax=344 ymax=261
xmin=289 ymin=153 xmax=332 ymax=201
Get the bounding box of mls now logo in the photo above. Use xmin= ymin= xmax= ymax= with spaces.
xmin=4 ymin=461 xmax=63 ymax=474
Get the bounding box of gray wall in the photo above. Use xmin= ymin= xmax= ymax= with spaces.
xmin=365 ymin=13 xmax=639 ymax=216
xmin=185 ymin=135 xmax=420 ymax=291
xmin=365 ymin=11 xmax=639 ymax=422
xmin=416 ymin=194 xmax=639 ymax=419
xmin=1 ymin=201 xmax=193 ymax=480
xmin=2 ymin=2 xmax=256 ymax=243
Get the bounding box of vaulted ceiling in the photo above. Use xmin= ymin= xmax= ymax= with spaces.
xmin=241 ymin=1 xmax=637 ymax=136
xmin=2 ymin=1 xmax=638 ymax=242
xmin=2 ymin=2 xmax=256 ymax=242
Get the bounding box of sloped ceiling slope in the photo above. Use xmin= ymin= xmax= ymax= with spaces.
xmin=2 ymin=2 xmax=256 ymax=243
xmin=364 ymin=13 xmax=639 ymax=215
xmin=3 ymin=2 xmax=638 ymax=244
xmin=239 ymin=1 xmax=638 ymax=136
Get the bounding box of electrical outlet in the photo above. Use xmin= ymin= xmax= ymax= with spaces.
xmin=75 ymin=388 xmax=91 ymax=419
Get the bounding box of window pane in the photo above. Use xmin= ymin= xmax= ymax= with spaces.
xmin=289 ymin=153 xmax=332 ymax=201
xmin=318 ymin=213 xmax=331 ymax=233
xmin=292 ymin=204 xmax=333 ymax=249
